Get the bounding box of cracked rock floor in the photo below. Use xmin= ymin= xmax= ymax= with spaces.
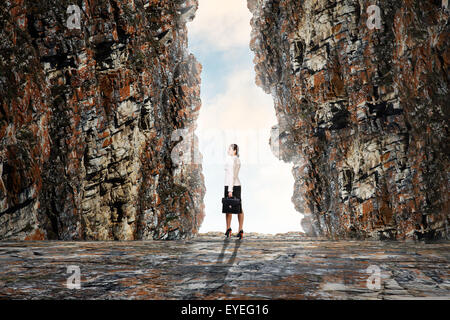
xmin=0 ymin=232 xmax=449 ymax=299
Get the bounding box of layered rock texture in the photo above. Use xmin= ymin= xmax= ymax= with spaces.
xmin=0 ymin=0 xmax=205 ymax=240
xmin=0 ymin=234 xmax=449 ymax=299
xmin=248 ymin=0 xmax=449 ymax=239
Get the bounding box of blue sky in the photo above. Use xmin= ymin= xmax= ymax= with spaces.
xmin=186 ymin=0 xmax=303 ymax=234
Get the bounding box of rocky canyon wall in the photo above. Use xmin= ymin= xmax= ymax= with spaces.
xmin=248 ymin=0 xmax=449 ymax=239
xmin=0 ymin=0 xmax=205 ymax=240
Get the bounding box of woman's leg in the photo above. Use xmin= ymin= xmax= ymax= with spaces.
xmin=226 ymin=213 xmax=232 ymax=230
xmin=238 ymin=210 xmax=244 ymax=231
xmin=235 ymin=186 xmax=244 ymax=231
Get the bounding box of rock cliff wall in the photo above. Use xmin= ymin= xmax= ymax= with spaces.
xmin=0 ymin=0 xmax=205 ymax=240
xmin=248 ymin=0 xmax=449 ymax=239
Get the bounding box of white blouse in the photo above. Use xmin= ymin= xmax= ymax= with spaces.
xmin=224 ymin=155 xmax=241 ymax=189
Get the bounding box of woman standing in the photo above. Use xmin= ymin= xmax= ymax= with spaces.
xmin=222 ymin=144 xmax=244 ymax=239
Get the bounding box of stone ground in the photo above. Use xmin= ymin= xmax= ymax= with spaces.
xmin=0 ymin=232 xmax=449 ymax=300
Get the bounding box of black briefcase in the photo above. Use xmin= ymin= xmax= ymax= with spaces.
xmin=222 ymin=196 xmax=241 ymax=214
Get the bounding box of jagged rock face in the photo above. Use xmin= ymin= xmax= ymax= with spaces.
xmin=0 ymin=0 xmax=205 ymax=240
xmin=248 ymin=0 xmax=449 ymax=239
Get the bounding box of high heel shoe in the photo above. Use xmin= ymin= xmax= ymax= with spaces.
xmin=225 ymin=228 xmax=232 ymax=238
xmin=236 ymin=230 xmax=243 ymax=240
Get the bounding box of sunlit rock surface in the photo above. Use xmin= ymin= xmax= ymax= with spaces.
xmin=247 ymin=0 xmax=449 ymax=239
xmin=0 ymin=233 xmax=449 ymax=299
xmin=0 ymin=0 xmax=205 ymax=240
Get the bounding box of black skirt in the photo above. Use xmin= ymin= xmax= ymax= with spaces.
xmin=222 ymin=185 xmax=242 ymax=214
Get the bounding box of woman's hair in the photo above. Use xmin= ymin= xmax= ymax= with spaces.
xmin=230 ymin=144 xmax=239 ymax=157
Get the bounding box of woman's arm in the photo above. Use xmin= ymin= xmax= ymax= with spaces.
xmin=230 ymin=157 xmax=239 ymax=190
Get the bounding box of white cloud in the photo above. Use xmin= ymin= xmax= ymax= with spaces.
xmin=187 ymin=0 xmax=252 ymax=52
xmin=198 ymin=68 xmax=275 ymax=131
